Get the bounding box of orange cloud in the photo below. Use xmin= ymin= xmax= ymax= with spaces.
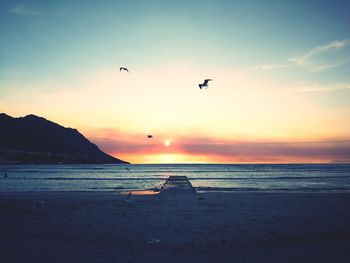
xmin=87 ymin=129 xmax=350 ymax=164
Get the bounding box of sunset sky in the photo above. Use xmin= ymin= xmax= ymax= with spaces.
xmin=1 ymin=0 xmax=350 ymax=163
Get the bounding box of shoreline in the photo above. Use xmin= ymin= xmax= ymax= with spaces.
xmin=2 ymin=188 xmax=350 ymax=194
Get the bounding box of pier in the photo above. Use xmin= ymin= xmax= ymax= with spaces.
xmin=160 ymin=176 xmax=196 ymax=194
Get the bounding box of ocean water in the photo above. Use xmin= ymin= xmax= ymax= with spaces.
xmin=1 ymin=164 xmax=350 ymax=192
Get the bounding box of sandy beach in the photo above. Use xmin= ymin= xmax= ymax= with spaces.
xmin=1 ymin=190 xmax=350 ymax=263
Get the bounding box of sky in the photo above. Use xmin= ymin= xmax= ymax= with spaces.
xmin=1 ymin=0 xmax=350 ymax=163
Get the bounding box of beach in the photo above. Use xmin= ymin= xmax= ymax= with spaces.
xmin=1 ymin=190 xmax=350 ymax=263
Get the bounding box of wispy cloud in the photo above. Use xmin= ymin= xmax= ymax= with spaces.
xmin=9 ymin=5 xmax=38 ymax=16
xmin=251 ymin=64 xmax=291 ymax=71
xmin=295 ymin=83 xmax=350 ymax=93
xmin=254 ymin=39 xmax=350 ymax=72
xmin=288 ymin=40 xmax=349 ymax=65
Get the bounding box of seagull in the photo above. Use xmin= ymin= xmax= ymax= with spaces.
xmin=199 ymin=79 xmax=212 ymax=89
xmin=120 ymin=67 xmax=129 ymax=73
xmin=147 ymin=135 xmax=153 ymax=139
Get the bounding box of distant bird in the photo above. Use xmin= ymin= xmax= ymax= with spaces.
xmin=199 ymin=79 xmax=212 ymax=89
xmin=147 ymin=135 xmax=153 ymax=139
xmin=120 ymin=67 xmax=129 ymax=73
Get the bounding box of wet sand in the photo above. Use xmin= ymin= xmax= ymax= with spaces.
xmin=1 ymin=191 xmax=350 ymax=262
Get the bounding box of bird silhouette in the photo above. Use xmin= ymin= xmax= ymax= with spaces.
xmin=120 ymin=67 xmax=129 ymax=73
xmin=147 ymin=135 xmax=153 ymax=139
xmin=199 ymin=79 xmax=212 ymax=89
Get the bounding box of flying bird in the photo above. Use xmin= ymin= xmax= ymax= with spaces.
xmin=120 ymin=67 xmax=129 ymax=73
xmin=147 ymin=135 xmax=153 ymax=139
xmin=199 ymin=79 xmax=212 ymax=89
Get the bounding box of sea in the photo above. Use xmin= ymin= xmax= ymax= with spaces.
xmin=1 ymin=164 xmax=350 ymax=192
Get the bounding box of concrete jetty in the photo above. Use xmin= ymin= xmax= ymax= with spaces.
xmin=160 ymin=176 xmax=196 ymax=194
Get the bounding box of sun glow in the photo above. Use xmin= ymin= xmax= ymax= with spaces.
xmin=164 ymin=140 xmax=172 ymax=147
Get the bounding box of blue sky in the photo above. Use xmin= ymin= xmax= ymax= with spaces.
xmin=1 ymin=0 xmax=350 ymax=163
xmin=1 ymin=0 xmax=349 ymax=78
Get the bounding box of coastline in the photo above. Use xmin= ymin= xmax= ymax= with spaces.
xmin=1 ymin=190 xmax=350 ymax=262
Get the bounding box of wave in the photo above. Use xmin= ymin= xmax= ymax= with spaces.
xmin=189 ymin=175 xmax=350 ymax=180
xmin=2 ymin=163 xmax=350 ymax=173
xmin=4 ymin=175 xmax=350 ymax=181
xmin=196 ymin=186 xmax=350 ymax=192
xmin=3 ymin=168 xmax=350 ymax=174
xmin=3 ymin=177 xmax=165 ymax=181
xmin=87 ymin=186 xmax=126 ymax=190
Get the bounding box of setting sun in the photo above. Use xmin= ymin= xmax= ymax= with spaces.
xmin=164 ymin=140 xmax=172 ymax=147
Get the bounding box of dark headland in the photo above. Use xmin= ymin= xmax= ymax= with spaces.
xmin=0 ymin=113 xmax=129 ymax=164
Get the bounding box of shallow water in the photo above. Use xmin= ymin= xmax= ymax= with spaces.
xmin=1 ymin=164 xmax=350 ymax=192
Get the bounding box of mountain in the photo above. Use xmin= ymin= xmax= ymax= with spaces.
xmin=0 ymin=113 xmax=129 ymax=164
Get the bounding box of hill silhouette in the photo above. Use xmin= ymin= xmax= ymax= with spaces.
xmin=0 ymin=113 xmax=129 ymax=164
